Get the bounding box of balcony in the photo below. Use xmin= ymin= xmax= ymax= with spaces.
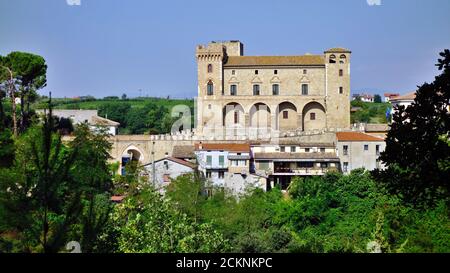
xmin=273 ymin=166 xmax=339 ymax=176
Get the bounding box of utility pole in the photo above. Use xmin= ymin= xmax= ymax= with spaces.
xmin=152 ymin=141 xmax=156 ymax=187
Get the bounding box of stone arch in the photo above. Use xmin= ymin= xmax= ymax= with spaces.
xmin=249 ymin=102 xmax=272 ymax=130
xmin=122 ymin=145 xmax=145 ymax=163
xmin=302 ymin=101 xmax=326 ymax=131
xmin=223 ymin=102 xmax=245 ymax=128
xmin=277 ymin=101 xmax=298 ymax=131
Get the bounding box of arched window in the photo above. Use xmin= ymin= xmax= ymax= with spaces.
xmin=207 ymin=80 xmax=214 ymax=95
xmin=329 ymin=54 xmax=336 ymax=64
xmin=339 ymin=54 xmax=347 ymax=64
xmin=207 ymin=64 xmax=213 ymax=73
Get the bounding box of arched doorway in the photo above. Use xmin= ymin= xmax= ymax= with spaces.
xmin=223 ymin=102 xmax=245 ymax=128
xmin=277 ymin=102 xmax=298 ymax=131
xmin=302 ymin=102 xmax=326 ymax=131
xmin=121 ymin=145 xmax=144 ymax=175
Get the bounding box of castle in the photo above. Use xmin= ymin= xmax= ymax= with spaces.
xmin=195 ymin=41 xmax=351 ymax=137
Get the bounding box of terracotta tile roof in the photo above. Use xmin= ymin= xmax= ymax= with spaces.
xmin=384 ymin=93 xmax=400 ymax=97
xmin=166 ymin=157 xmax=196 ymax=169
xmin=91 ymin=116 xmax=120 ymax=126
xmin=254 ymin=152 xmax=339 ymax=161
xmin=195 ymin=143 xmax=250 ymax=152
xmin=224 ymin=55 xmax=325 ymax=67
xmin=324 ymin=47 xmax=352 ymax=53
xmin=172 ymin=145 xmax=195 ymax=159
xmin=277 ymin=139 xmax=335 ymax=147
xmin=111 ymin=195 xmax=125 ymax=203
xmin=390 ymin=92 xmax=416 ymax=101
xmin=336 ymin=132 xmax=384 ymax=142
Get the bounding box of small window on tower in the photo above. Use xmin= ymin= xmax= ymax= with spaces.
xmin=339 ymin=69 xmax=344 ymax=77
xmin=339 ymin=54 xmax=347 ymax=64
xmin=207 ymin=64 xmax=213 ymax=73
xmin=255 ymin=70 xmax=259 ymax=75
xmin=283 ymin=111 xmax=288 ymax=119
xmin=329 ymin=54 xmax=336 ymax=64
xmin=232 ymin=70 xmax=235 ymax=75
xmin=339 ymin=87 xmax=343 ymax=94
xmin=310 ymin=113 xmax=316 ymax=120
xmin=208 ymin=104 xmax=211 ymax=110
xmin=274 ymin=70 xmax=278 ymax=75
xmin=303 ymin=69 xmax=307 ymax=74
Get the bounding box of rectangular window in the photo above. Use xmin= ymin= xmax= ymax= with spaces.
xmin=218 ymin=171 xmax=225 ymax=179
xmin=301 ymin=84 xmax=308 ymax=95
xmin=320 ymin=162 xmax=328 ymax=168
xmin=343 ymin=162 xmax=349 ymax=172
xmin=283 ymin=110 xmax=288 ymax=119
xmin=339 ymin=87 xmax=343 ymax=94
xmin=230 ymin=84 xmax=237 ymax=96
xmin=219 ymin=155 xmax=224 ymax=167
xmin=253 ymin=85 xmax=260 ymax=95
xmin=376 ymin=145 xmax=380 ymax=156
xmin=206 ymin=171 xmax=212 ymax=178
xmin=290 ymin=146 xmax=296 ymax=153
xmin=274 ymin=70 xmax=278 ymax=75
xmin=280 ymin=146 xmax=285 ymax=152
xmin=320 ymin=148 xmax=325 ymax=153
xmin=206 ymin=155 xmax=212 ymax=166
xmin=303 ymin=69 xmax=307 ymax=74
xmin=207 ymin=83 xmax=213 ymax=96
xmin=255 ymin=70 xmax=258 ymax=75
xmin=310 ymin=113 xmax=316 ymax=120
xmin=232 ymin=70 xmax=235 ymax=75
xmin=364 ymin=144 xmax=369 ymax=151
xmin=305 ymin=148 xmax=310 ymax=153
xmin=339 ymin=69 xmax=344 ymax=77
xmin=272 ymin=84 xmax=279 ymax=95
xmin=343 ymin=145 xmax=348 ymax=155
xmin=164 ymin=160 xmax=168 ymax=170
xmin=234 ymin=111 xmax=239 ymax=124
xmin=259 ymin=161 xmax=270 ymax=170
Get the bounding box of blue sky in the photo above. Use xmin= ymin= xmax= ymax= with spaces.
xmin=1 ymin=0 xmax=449 ymax=98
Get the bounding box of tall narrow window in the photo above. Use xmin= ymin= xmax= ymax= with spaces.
xmin=255 ymin=70 xmax=259 ymax=75
xmin=303 ymin=69 xmax=307 ymax=74
xmin=272 ymin=84 xmax=279 ymax=95
xmin=274 ymin=70 xmax=278 ymax=75
xmin=376 ymin=145 xmax=380 ymax=156
xmin=343 ymin=145 xmax=348 ymax=155
xmin=234 ymin=111 xmax=239 ymax=124
xmin=207 ymin=81 xmax=214 ymax=95
xmin=206 ymin=155 xmax=212 ymax=166
xmin=230 ymin=84 xmax=237 ymax=96
xmin=301 ymin=84 xmax=308 ymax=95
xmin=253 ymin=84 xmax=260 ymax=95
xmin=343 ymin=162 xmax=349 ymax=172
xmin=310 ymin=113 xmax=316 ymax=120
xmin=339 ymin=69 xmax=344 ymax=77
xmin=283 ymin=111 xmax=288 ymax=119
xmin=231 ymin=70 xmax=235 ymax=75
xmin=207 ymin=64 xmax=213 ymax=73
xmin=339 ymin=87 xmax=344 ymax=94
xmin=219 ymin=155 xmax=224 ymax=167
xmin=364 ymin=144 xmax=369 ymax=151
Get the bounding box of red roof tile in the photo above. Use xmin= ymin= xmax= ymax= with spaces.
xmin=336 ymin=132 xmax=384 ymax=142
xmin=195 ymin=143 xmax=250 ymax=152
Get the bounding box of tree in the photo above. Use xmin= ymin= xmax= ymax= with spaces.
xmin=121 ymin=93 xmax=127 ymax=100
xmin=376 ymin=50 xmax=450 ymax=206
xmin=374 ymin=94 xmax=382 ymax=103
xmin=0 ymin=52 xmax=47 ymax=133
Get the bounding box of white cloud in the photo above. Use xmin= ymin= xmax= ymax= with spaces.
xmin=367 ymin=0 xmax=382 ymax=6
xmin=66 ymin=0 xmax=81 ymax=6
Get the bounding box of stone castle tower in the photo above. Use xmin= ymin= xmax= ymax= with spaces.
xmin=195 ymin=41 xmax=350 ymax=137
